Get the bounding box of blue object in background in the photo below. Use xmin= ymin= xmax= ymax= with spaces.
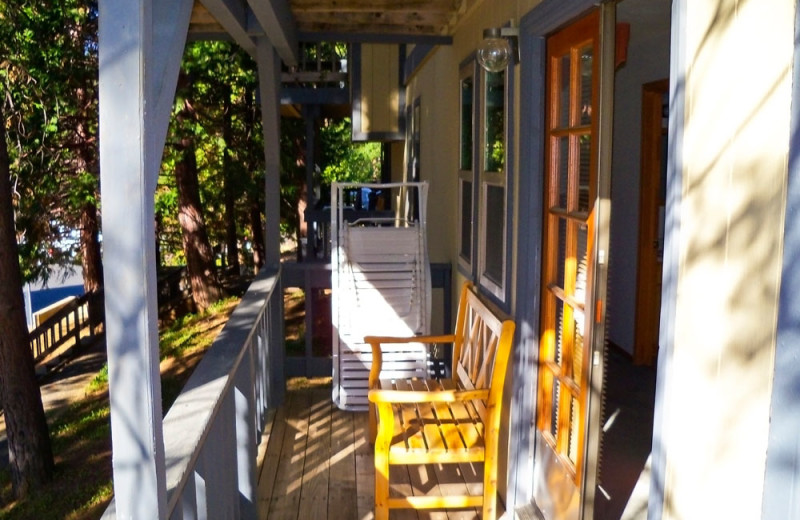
xmin=30 ymin=285 xmax=84 ymax=313
xmin=24 ymin=267 xmax=85 ymax=329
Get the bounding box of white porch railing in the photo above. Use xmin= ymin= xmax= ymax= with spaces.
xmin=102 ymin=266 xmax=285 ymax=519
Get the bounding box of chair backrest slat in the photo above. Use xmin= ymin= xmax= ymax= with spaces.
xmin=451 ymin=283 xmax=515 ymax=424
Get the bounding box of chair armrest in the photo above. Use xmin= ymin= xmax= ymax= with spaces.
xmin=365 ymin=334 xmax=457 ymax=388
xmin=364 ymin=334 xmax=457 ymax=345
xmin=368 ymin=387 xmax=489 ymax=404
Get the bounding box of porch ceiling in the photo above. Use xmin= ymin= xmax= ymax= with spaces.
xmin=190 ymin=0 xmax=472 ymax=48
xmin=288 ymin=0 xmax=468 ymax=37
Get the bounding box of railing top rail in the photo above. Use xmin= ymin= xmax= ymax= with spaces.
xmin=332 ymin=181 xmax=428 ymax=190
xmin=28 ymin=297 xmax=81 ymax=338
xmin=161 ymin=266 xmax=280 ymax=513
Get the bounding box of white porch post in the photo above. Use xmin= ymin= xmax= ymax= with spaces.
xmin=98 ymin=0 xmax=191 ymax=517
xmin=256 ymin=38 xmax=282 ymax=268
xmin=255 ymin=38 xmax=286 ymax=407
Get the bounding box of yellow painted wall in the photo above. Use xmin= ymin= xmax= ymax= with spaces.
xmin=405 ymin=1 xmax=533 ymax=298
xmin=358 ymin=44 xmax=400 ymax=135
xmin=662 ymin=1 xmax=793 ymax=518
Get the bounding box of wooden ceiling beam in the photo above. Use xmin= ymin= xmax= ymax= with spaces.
xmin=197 ymin=0 xmax=256 ymax=55
xmin=290 ymin=0 xmax=457 ymax=12
xmin=246 ymin=0 xmax=299 ymax=66
xmin=191 ymin=0 xmax=466 ymax=54
xmin=295 ymin=21 xmax=441 ymax=36
xmin=292 ymin=11 xmax=450 ymax=27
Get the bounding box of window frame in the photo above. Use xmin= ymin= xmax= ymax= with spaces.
xmin=477 ymin=68 xmax=509 ymax=301
xmin=457 ymin=53 xmax=513 ymax=308
xmin=458 ymin=61 xmax=477 ymax=274
xmin=403 ymin=96 xmax=422 ymax=221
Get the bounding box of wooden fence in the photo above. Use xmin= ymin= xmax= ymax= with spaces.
xmin=28 ymin=290 xmax=104 ymax=363
xmin=28 ymin=267 xmax=189 ymax=364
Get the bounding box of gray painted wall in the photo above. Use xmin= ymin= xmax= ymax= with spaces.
xmin=608 ymin=0 xmax=672 ymax=354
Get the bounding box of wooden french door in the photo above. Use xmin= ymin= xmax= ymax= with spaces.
xmin=534 ymin=8 xmax=607 ymax=519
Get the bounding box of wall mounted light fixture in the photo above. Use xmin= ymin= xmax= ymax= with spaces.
xmin=476 ymin=26 xmax=519 ymax=72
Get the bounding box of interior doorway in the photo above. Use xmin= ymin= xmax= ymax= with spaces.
xmin=633 ymin=79 xmax=669 ymax=366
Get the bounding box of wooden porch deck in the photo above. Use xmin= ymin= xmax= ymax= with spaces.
xmin=256 ymin=378 xmax=485 ymax=520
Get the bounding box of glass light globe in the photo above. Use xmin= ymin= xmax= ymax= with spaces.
xmin=477 ymin=35 xmax=511 ymax=72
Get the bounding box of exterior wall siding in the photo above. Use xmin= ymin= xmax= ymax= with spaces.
xmin=655 ymin=1 xmax=794 ymax=518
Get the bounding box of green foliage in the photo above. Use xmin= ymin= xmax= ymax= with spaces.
xmin=484 ymin=71 xmax=505 ymax=173
xmin=319 ymin=118 xmax=381 ymax=185
xmin=157 ymin=41 xmax=264 ymax=268
xmin=89 ymin=296 xmax=240 ymax=390
xmin=2 ymin=9 xmax=381 ymax=272
xmin=0 ymin=397 xmax=111 ymax=519
xmin=1 ymin=0 xmax=100 ymax=283
xmin=2 ymin=297 xmax=239 ymax=518
xmin=278 ymin=115 xmax=382 ymax=238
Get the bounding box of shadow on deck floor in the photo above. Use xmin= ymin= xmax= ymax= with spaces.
xmin=255 ymin=349 xmax=657 ymax=520
xmin=256 ymin=378 xmax=486 ymax=520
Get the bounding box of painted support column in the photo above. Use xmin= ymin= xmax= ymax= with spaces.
xmin=257 ymin=38 xmax=282 ymax=268
xmin=98 ymin=1 xmax=165 ymax=517
xmin=98 ymin=0 xmax=191 ymax=517
xmin=763 ymin=4 xmax=800 ymax=517
xmin=303 ymin=104 xmax=320 ymax=261
xmin=256 ymin=37 xmax=286 ymax=407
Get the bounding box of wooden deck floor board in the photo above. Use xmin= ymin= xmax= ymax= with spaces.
xmin=258 ymin=379 xmax=492 ymax=520
xmin=329 ymin=404 xmax=359 ymax=519
xmin=257 ymin=404 xmax=287 ymax=516
xmin=267 ymin=385 xmax=312 ymax=519
xmin=299 ymin=387 xmax=333 ymax=519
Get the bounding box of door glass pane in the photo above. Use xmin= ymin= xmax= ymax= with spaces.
xmin=460 ymin=180 xmax=472 ymax=262
xmin=460 ymin=76 xmax=473 ymax=170
xmin=485 ymin=70 xmax=505 ymax=172
xmin=579 ymin=46 xmax=593 ymax=126
xmin=554 ymin=297 xmax=565 ymax=367
xmin=559 ymin=54 xmax=571 ymax=128
xmin=575 ymin=223 xmax=588 ymax=300
xmin=579 ymin=134 xmax=591 ymax=212
xmin=558 ymin=137 xmax=569 ymax=209
xmin=550 ymin=379 xmax=561 ymax=439
xmin=571 ymin=306 xmax=584 ymax=385
xmin=556 ymin=218 xmax=567 ymax=289
xmin=484 ymin=184 xmax=505 ymax=284
xmin=568 ymin=396 xmax=580 ymax=464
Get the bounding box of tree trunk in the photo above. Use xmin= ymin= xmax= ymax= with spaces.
xmin=0 ymin=102 xmax=54 ymax=497
xmin=249 ymin=199 xmax=265 ymax=273
xmin=222 ymin=88 xmax=239 ymax=274
xmin=79 ymin=202 xmax=104 ymax=330
xmin=175 ymin=132 xmax=224 ymax=312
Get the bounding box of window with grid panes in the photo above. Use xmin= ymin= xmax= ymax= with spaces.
xmin=458 ymin=65 xmax=475 ymax=269
xmin=478 ymin=69 xmax=508 ymax=300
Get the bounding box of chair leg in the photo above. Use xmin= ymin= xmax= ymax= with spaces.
xmin=482 ymin=460 xmax=497 ymax=520
xmin=369 ymin=402 xmax=377 ymax=443
xmin=374 ymin=447 xmax=390 ymax=520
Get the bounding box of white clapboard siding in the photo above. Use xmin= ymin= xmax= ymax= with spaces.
xmin=331 ymin=183 xmax=431 ymax=410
